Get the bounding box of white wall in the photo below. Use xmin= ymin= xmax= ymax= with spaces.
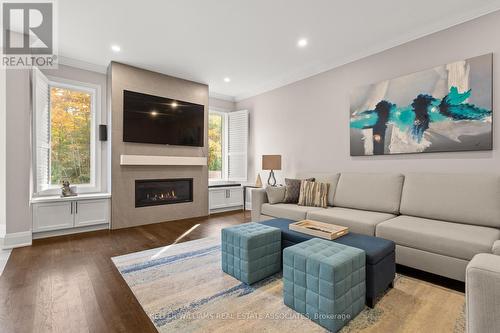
xmin=0 ymin=67 xmax=6 ymax=239
xmin=4 ymin=64 xmax=108 ymax=240
xmin=237 ymin=11 xmax=500 ymax=184
xmin=6 ymin=69 xmax=32 ymax=235
xmin=209 ymin=97 xmax=235 ymax=111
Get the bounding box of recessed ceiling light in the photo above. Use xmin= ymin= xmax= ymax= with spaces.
xmin=150 ymin=110 xmax=158 ymax=116
xmin=297 ymin=38 xmax=308 ymax=48
xmin=111 ymin=44 xmax=121 ymax=52
xmin=171 ymin=101 xmax=178 ymax=108
xmin=224 ymin=77 xmax=231 ymax=83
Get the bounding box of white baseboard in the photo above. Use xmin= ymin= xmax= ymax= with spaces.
xmin=210 ymin=206 xmax=243 ymax=214
xmin=32 ymin=223 xmax=109 ymax=240
xmin=3 ymin=230 xmax=32 ymax=249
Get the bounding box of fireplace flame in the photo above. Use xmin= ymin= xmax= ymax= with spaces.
xmin=146 ymin=190 xmax=178 ymax=201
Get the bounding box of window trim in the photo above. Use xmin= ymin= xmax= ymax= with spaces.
xmin=33 ymin=76 xmax=102 ymax=197
xmin=208 ymin=108 xmax=249 ymax=183
xmin=208 ymin=109 xmax=227 ymax=181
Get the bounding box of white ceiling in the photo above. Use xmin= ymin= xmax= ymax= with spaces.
xmin=57 ymin=0 xmax=500 ymax=101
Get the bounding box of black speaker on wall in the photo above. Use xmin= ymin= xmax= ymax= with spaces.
xmin=99 ymin=125 xmax=108 ymax=141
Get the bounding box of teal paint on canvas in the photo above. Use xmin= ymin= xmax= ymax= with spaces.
xmin=349 ymin=54 xmax=493 ymax=156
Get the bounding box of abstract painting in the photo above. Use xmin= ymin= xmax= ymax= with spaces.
xmin=350 ymin=54 xmax=492 ymax=156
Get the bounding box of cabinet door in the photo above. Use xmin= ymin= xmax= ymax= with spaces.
xmin=209 ymin=189 xmax=227 ymax=210
xmin=74 ymin=199 xmax=110 ymax=227
xmin=226 ymin=188 xmax=243 ymax=207
xmin=33 ymin=202 xmax=74 ymax=232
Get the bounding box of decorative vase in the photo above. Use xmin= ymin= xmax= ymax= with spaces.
xmin=255 ymin=174 xmax=263 ymax=188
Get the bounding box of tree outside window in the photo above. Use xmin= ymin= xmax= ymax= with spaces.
xmin=50 ymin=86 xmax=92 ymax=185
xmin=208 ymin=112 xmax=223 ymax=179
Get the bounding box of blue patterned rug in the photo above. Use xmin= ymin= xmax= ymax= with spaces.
xmin=112 ymin=236 xmax=464 ymax=332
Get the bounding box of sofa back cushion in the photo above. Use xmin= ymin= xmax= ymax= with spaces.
xmin=266 ymin=186 xmax=286 ymax=204
xmin=296 ymin=173 xmax=340 ymax=206
xmin=333 ymin=173 xmax=404 ymax=214
xmin=400 ymin=173 xmax=500 ymax=228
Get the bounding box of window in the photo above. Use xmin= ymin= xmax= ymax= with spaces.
xmin=32 ymin=68 xmax=101 ymax=196
xmin=208 ymin=109 xmax=248 ymax=181
xmin=50 ymin=85 xmax=92 ymax=185
xmin=208 ymin=112 xmax=224 ymax=179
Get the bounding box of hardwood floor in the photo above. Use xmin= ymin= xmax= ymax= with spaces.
xmin=0 ymin=211 xmax=250 ymax=333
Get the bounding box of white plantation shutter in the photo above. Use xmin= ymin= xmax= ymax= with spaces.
xmin=227 ymin=110 xmax=248 ymax=181
xmin=32 ymin=68 xmax=51 ymax=193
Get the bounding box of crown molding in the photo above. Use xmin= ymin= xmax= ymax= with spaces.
xmin=209 ymin=91 xmax=236 ymax=102
xmin=57 ymin=55 xmax=108 ymax=74
xmin=233 ymin=4 xmax=500 ymax=102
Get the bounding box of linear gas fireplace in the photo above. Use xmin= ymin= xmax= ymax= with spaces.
xmin=135 ymin=178 xmax=193 ymax=208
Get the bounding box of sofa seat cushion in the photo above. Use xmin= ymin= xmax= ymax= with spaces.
xmin=376 ymin=216 xmax=500 ymax=261
xmin=306 ymin=207 xmax=396 ymax=236
xmin=261 ymin=203 xmax=324 ymax=221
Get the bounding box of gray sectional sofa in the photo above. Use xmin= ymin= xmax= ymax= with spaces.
xmin=251 ymin=172 xmax=500 ymax=282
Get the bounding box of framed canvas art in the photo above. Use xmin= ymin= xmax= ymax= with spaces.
xmin=350 ymin=54 xmax=493 ymax=156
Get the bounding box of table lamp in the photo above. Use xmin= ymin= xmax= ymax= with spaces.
xmin=262 ymin=155 xmax=281 ymax=186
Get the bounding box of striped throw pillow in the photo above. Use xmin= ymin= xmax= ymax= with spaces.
xmin=298 ymin=180 xmax=330 ymax=208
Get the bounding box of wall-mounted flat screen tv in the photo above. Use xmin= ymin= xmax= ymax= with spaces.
xmin=123 ymin=90 xmax=204 ymax=147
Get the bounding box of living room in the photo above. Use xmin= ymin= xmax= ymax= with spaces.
xmin=1 ymin=1 xmax=500 ymax=332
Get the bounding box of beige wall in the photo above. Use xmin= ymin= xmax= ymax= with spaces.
xmin=110 ymin=62 xmax=209 ymax=229
xmin=237 ymin=11 xmax=500 ymax=183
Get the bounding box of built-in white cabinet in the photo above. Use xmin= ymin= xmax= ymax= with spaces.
xmin=73 ymin=200 xmax=110 ymax=227
xmin=209 ymin=186 xmax=243 ymax=212
xmin=33 ymin=201 xmax=74 ymax=232
xmin=32 ymin=194 xmax=110 ymax=237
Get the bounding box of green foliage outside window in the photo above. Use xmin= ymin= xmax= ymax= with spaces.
xmin=50 ymin=87 xmax=92 ymax=185
xmin=208 ymin=113 xmax=223 ymax=177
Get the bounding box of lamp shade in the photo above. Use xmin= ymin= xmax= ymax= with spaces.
xmin=262 ymin=155 xmax=281 ymax=170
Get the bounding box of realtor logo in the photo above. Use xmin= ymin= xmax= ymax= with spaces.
xmin=1 ymin=1 xmax=57 ymax=68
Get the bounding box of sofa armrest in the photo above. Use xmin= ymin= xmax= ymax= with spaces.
xmin=492 ymin=240 xmax=500 ymax=255
xmin=466 ymin=253 xmax=500 ymax=333
xmin=251 ymin=188 xmax=268 ymax=222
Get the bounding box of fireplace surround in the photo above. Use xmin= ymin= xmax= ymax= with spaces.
xmin=135 ymin=178 xmax=193 ymax=208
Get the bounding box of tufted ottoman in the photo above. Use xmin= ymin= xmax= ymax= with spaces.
xmin=221 ymin=222 xmax=281 ymax=284
xmin=283 ymin=238 xmax=366 ymax=332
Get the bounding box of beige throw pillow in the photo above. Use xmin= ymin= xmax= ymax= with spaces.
xmin=298 ymin=180 xmax=330 ymax=208
xmin=266 ymin=186 xmax=286 ymax=204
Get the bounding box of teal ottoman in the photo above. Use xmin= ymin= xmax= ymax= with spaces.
xmin=283 ymin=238 xmax=366 ymax=332
xmin=221 ymin=223 xmax=281 ymax=284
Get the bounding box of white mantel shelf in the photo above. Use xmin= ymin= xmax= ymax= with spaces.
xmin=120 ymin=155 xmax=207 ymax=166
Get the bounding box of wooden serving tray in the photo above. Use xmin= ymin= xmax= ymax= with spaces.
xmin=289 ymin=219 xmax=349 ymax=240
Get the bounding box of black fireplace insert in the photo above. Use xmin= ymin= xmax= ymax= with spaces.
xmin=135 ymin=178 xmax=193 ymax=207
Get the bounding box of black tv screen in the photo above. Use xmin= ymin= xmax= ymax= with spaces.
xmin=123 ymin=90 xmax=204 ymax=147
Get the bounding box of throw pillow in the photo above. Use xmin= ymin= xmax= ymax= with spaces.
xmin=298 ymin=180 xmax=330 ymax=208
xmin=266 ymin=186 xmax=286 ymax=204
xmin=283 ymin=178 xmax=315 ymax=203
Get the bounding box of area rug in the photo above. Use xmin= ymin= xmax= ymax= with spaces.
xmin=112 ymin=237 xmax=465 ymax=333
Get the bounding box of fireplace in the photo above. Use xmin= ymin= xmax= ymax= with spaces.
xmin=135 ymin=178 xmax=193 ymax=207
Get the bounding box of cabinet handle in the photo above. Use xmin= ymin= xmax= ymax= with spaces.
xmin=226 ymin=190 xmax=230 ymax=198
xmin=70 ymin=202 xmax=73 ymax=215
xmin=75 ymin=202 xmax=78 ymax=214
